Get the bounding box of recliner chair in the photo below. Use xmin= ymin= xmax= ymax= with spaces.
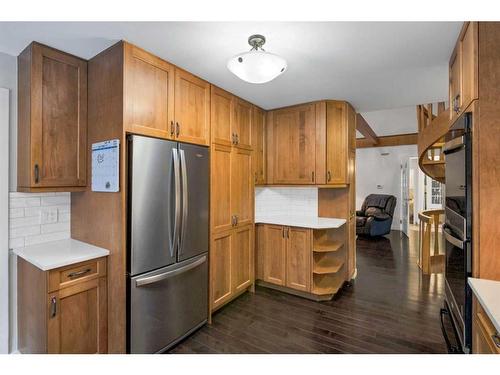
xmin=356 ymin=194 xmax=397 ymax=237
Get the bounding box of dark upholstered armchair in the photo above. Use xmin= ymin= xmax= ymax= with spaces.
xmin=356 ymin=194 xmax=397 ymax=237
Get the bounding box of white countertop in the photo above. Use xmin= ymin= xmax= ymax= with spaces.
xmin=468 ymin=278 xmax=500 ymax=333
xmin=13 ymin=238 xmax=110 ymax=271
xmin=255 ymin=215 xmax=346 ymax=229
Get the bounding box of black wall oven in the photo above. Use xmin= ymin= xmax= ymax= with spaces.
xmin=440 ymin=112 xmax=472 ymax=353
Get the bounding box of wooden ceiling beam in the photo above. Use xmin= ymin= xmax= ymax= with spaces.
xmin=356 ymin=133 xmax=418 ymax=148
xmin=356 ymin=114 xmax=379 ymax=145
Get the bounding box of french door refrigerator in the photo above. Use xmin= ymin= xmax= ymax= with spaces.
xmin=127 ymin=134 xmax=209 ymax=354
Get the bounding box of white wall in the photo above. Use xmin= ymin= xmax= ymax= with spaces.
xmin=0 ymin=52 xmax=17 ymax=192
xmin=356 ymin=145 xmax=418 ymax=230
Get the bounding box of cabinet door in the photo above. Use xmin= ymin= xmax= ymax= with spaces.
xmin=124 ymin=43 xmax=175 ymax=139
xmin=252 ymin=106 xmax=265 ymax=185
xmin=263 ymin=225 xmax=286 ymax=286
xmin=210 ymin=231 xmax=232 ymax=311
xmin=286 ymin=227 xmax=311 ymax=292
xmin=47 ymin=278 xmax=107 ymax=354
xmin=326 ymin=101 xmax=348 ymax=185
xmin=211 ymin=144 xmax=233 ymax=233
xmin=233 ymin=97 xmax=253 ymax=150
xmin=26 ymin=42 xmax=87 ymax=188
xmin=211 ymin=86 xmax=233 ymax=146
xmin=449 ymin=48 xmax=462 ymax=118
xmin=460 ymin=22 xmax=478 ymax=112
xmin=270 ymin=104 xmax=317 ymax=184
xmin=231 ymin=225 xmax=254 ymax=293
xmin=175 ymin=69 xmax=210 ymax=146
xmin=231 ymin=147 xmax=253 ymax=227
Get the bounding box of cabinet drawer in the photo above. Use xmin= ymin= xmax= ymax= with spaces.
xmin=475 ymin=302 xmax=500 ymax=354
xmin=48 ymin=257 xmax=107 ymax=292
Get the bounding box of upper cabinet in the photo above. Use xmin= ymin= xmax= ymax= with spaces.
xmin=211 ymin=86 xmax=234 ymax=146
xmin=233 ymin=97 xmax=253 ymax=149
xmin=174 ymin=69 xmax=210 ymax=146
xmin=123 ymin=42 xmax=210 ymax=146
xmin=124 ymin=43 xmax=175 ymax=139
xmin=265 ymin=100 xmax=355 ymax=186
xmin=267 ymin=103 xmax=318 ymax=184
xmin=252 ymin=106 xmax=266 ymax=185
xmin=449 ymin=22 xmax=478 ymax=121
xmin=325 ymin=101 xmax=356 ymax=185
xmin=18 ymin=42 xmax=88 ymax=191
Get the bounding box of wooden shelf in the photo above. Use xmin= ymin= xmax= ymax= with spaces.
xmin=313 ymin=241 xmax=343 ymax=253
xmin=313 ymin=260 xmax=345 ymax=275
xmin=422 ymin=160 xmax=445 ymax=165
xmin=312 ymin=273 xmax=345 ymax=295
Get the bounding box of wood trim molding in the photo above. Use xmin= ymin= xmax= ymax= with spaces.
xmin=355 ymin=114 xmax=378 ymax=145
xmin=356 ymin=133 xmax=418 ymax=148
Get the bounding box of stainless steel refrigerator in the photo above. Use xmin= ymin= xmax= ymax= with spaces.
xmin=127 ymin=134 xmax=209 ymax=354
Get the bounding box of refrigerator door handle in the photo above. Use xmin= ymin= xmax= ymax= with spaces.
xmin=172 ymin=148 xmax=181 ymax=258
xmin=179 ymin=149 xmax=188 ymax=256
xmin=134 ymin=255 xmax=207 ymax=287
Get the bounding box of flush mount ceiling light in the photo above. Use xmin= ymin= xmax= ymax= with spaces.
xmin=227 ymin=34 xmax=287 ymax=84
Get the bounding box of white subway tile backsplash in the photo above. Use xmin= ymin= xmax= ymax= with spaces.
xmin=255 ymin=187 xmax=318 ymax=217
xmin=8 ymin=192 xmax=71 ymax=250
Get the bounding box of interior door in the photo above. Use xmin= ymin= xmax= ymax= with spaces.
xmin=178 ymin=143 xmax=209 ymax=262
xmin=263 ymin=225 xmax=286 ymax=286
xmin=231 ymin=224 xmax=253 ymax=293
xmin=129 ymin=135 xmax=177 ymax=276
xmin=401 ymin=160 xmax=409 ymax=237
xmin=174 ymin=69 xmax=210 ymax=146
xmin=286 ymin=227 xmax=311 ymax=292
xmin=272 ymin=104 xmax=316 ymax=184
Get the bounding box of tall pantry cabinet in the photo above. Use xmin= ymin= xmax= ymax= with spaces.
xmin=209 ymin=86 xmax=256 ymax=313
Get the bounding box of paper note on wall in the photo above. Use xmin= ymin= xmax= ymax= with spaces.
xmin=91 ymin=139 xmax=120 ymax=192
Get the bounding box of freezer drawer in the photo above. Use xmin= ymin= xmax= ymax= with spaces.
xmin=129 ymin=254 xmax=208 ymax=353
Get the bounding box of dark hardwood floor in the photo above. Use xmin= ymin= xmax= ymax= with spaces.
xmin=169 ymin=230 xmax=447 ymax=354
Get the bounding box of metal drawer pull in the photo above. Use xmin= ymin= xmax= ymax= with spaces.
xmin=493 ymin=334 xmax=500 ymax=349
xmin=135 ymin=256 xmax=206 ymax=287
xmin=68 ymin=268 xmax=91 ymax=278
xmin=50 ymin=296 xmax=57 ymax=318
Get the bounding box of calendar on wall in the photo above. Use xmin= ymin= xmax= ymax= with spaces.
xmin=91 ymin=139 xmax=120 ymax=192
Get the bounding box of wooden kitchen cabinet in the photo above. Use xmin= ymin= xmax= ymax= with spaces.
xmin=18 ymin=257 xmax=108 ymax=354
xmin=174 ymin=68 xmax=211 ymax=145
xmin=211 ymin=143 xmax=233 ymax=233
xmin=233 ymin=97 xmax=253 ymax=150
xmin=211 ymin=86 xmax=234 ymax=146
xmin=252 ymin=106 xmax=266 ymax=185
xmin=17 ymin=42 xmax=87 ymax=191
xmin=262 ymin=225 xmax=287 ymax=286
xmin=286 ymin=227 xmax=312 ymax=292
xmin=210 ymin=225 xmax=254 ymax=312
xmin=449 ymin=22 xmax=478 ymax=121
xmin=231 ymin=147 xmax=253 ymax=227
xmin=472 ymin=296 xmax=500 ymax=354
xmin=267 ymin=103 xmax=317 ymax=184
xmin=124 ymin=43 xmax=175 ymax=139
xmin=325 ymin=101 xmax=356 ymax=185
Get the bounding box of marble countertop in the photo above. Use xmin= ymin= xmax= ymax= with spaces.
xmin=255 ymin=215 xmax=346 ymax=229
xmin=468 ymin=278 xmax=500 ymax=333
xmin=13 ymin=238 xmax=110 ymax=271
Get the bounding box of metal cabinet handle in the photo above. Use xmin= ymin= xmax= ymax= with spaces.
xmin=327 ymin=171 xmax=331 ymax=182
xmin=235 ymin=215 xmax=238 ymax=226
xmin=311 ymin=171 xmax=315 ymax=182
xmin=231 ymin=133 xmax=236 ymax=145
xmin=68 ymin=268 xmax=91 ymax=278
xmin=176 ymin=122 xmax=180 ymax=137
xmin=493 ymin=334 xmax=500 ymax=349
xmin=286 ymin=227 xmax=290 ymax=238
xmin=50 ymin=296 xmax=57 ymax=318
xmin=235 ymin=134 xmax=239 ymax=145
xmin=170 ymin=121 xmax=175 ymax=137
xmin=34 ymin=164 xmax=39 ymax=184
xmin=282 ymin=227 xmax=285 ymax=238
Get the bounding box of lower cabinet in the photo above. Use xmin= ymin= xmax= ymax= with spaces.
xmin=210 ymin=224 xmax=254 ymax=312
xmin=18 ymin=257 xmax=108 ymax=354
xmin=473 ymin=296 xmax=500 ymax=354
xmin=258 ymin=224 xmax=312 ymax=293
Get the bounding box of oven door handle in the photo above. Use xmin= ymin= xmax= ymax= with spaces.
xmin=443 ymin=227 xmax=464 ymax=250
xmin=439 ymin=307 xmax=461 ymax=354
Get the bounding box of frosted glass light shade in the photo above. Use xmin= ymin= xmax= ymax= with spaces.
xmin=227 ymin=50 xmax=287 ymax=84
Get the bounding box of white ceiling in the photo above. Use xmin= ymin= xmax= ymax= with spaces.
xmin=0 ymin=22 xmax=461 ymax=112
xmin=357 ymin=106 xmax=418 ymax=138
